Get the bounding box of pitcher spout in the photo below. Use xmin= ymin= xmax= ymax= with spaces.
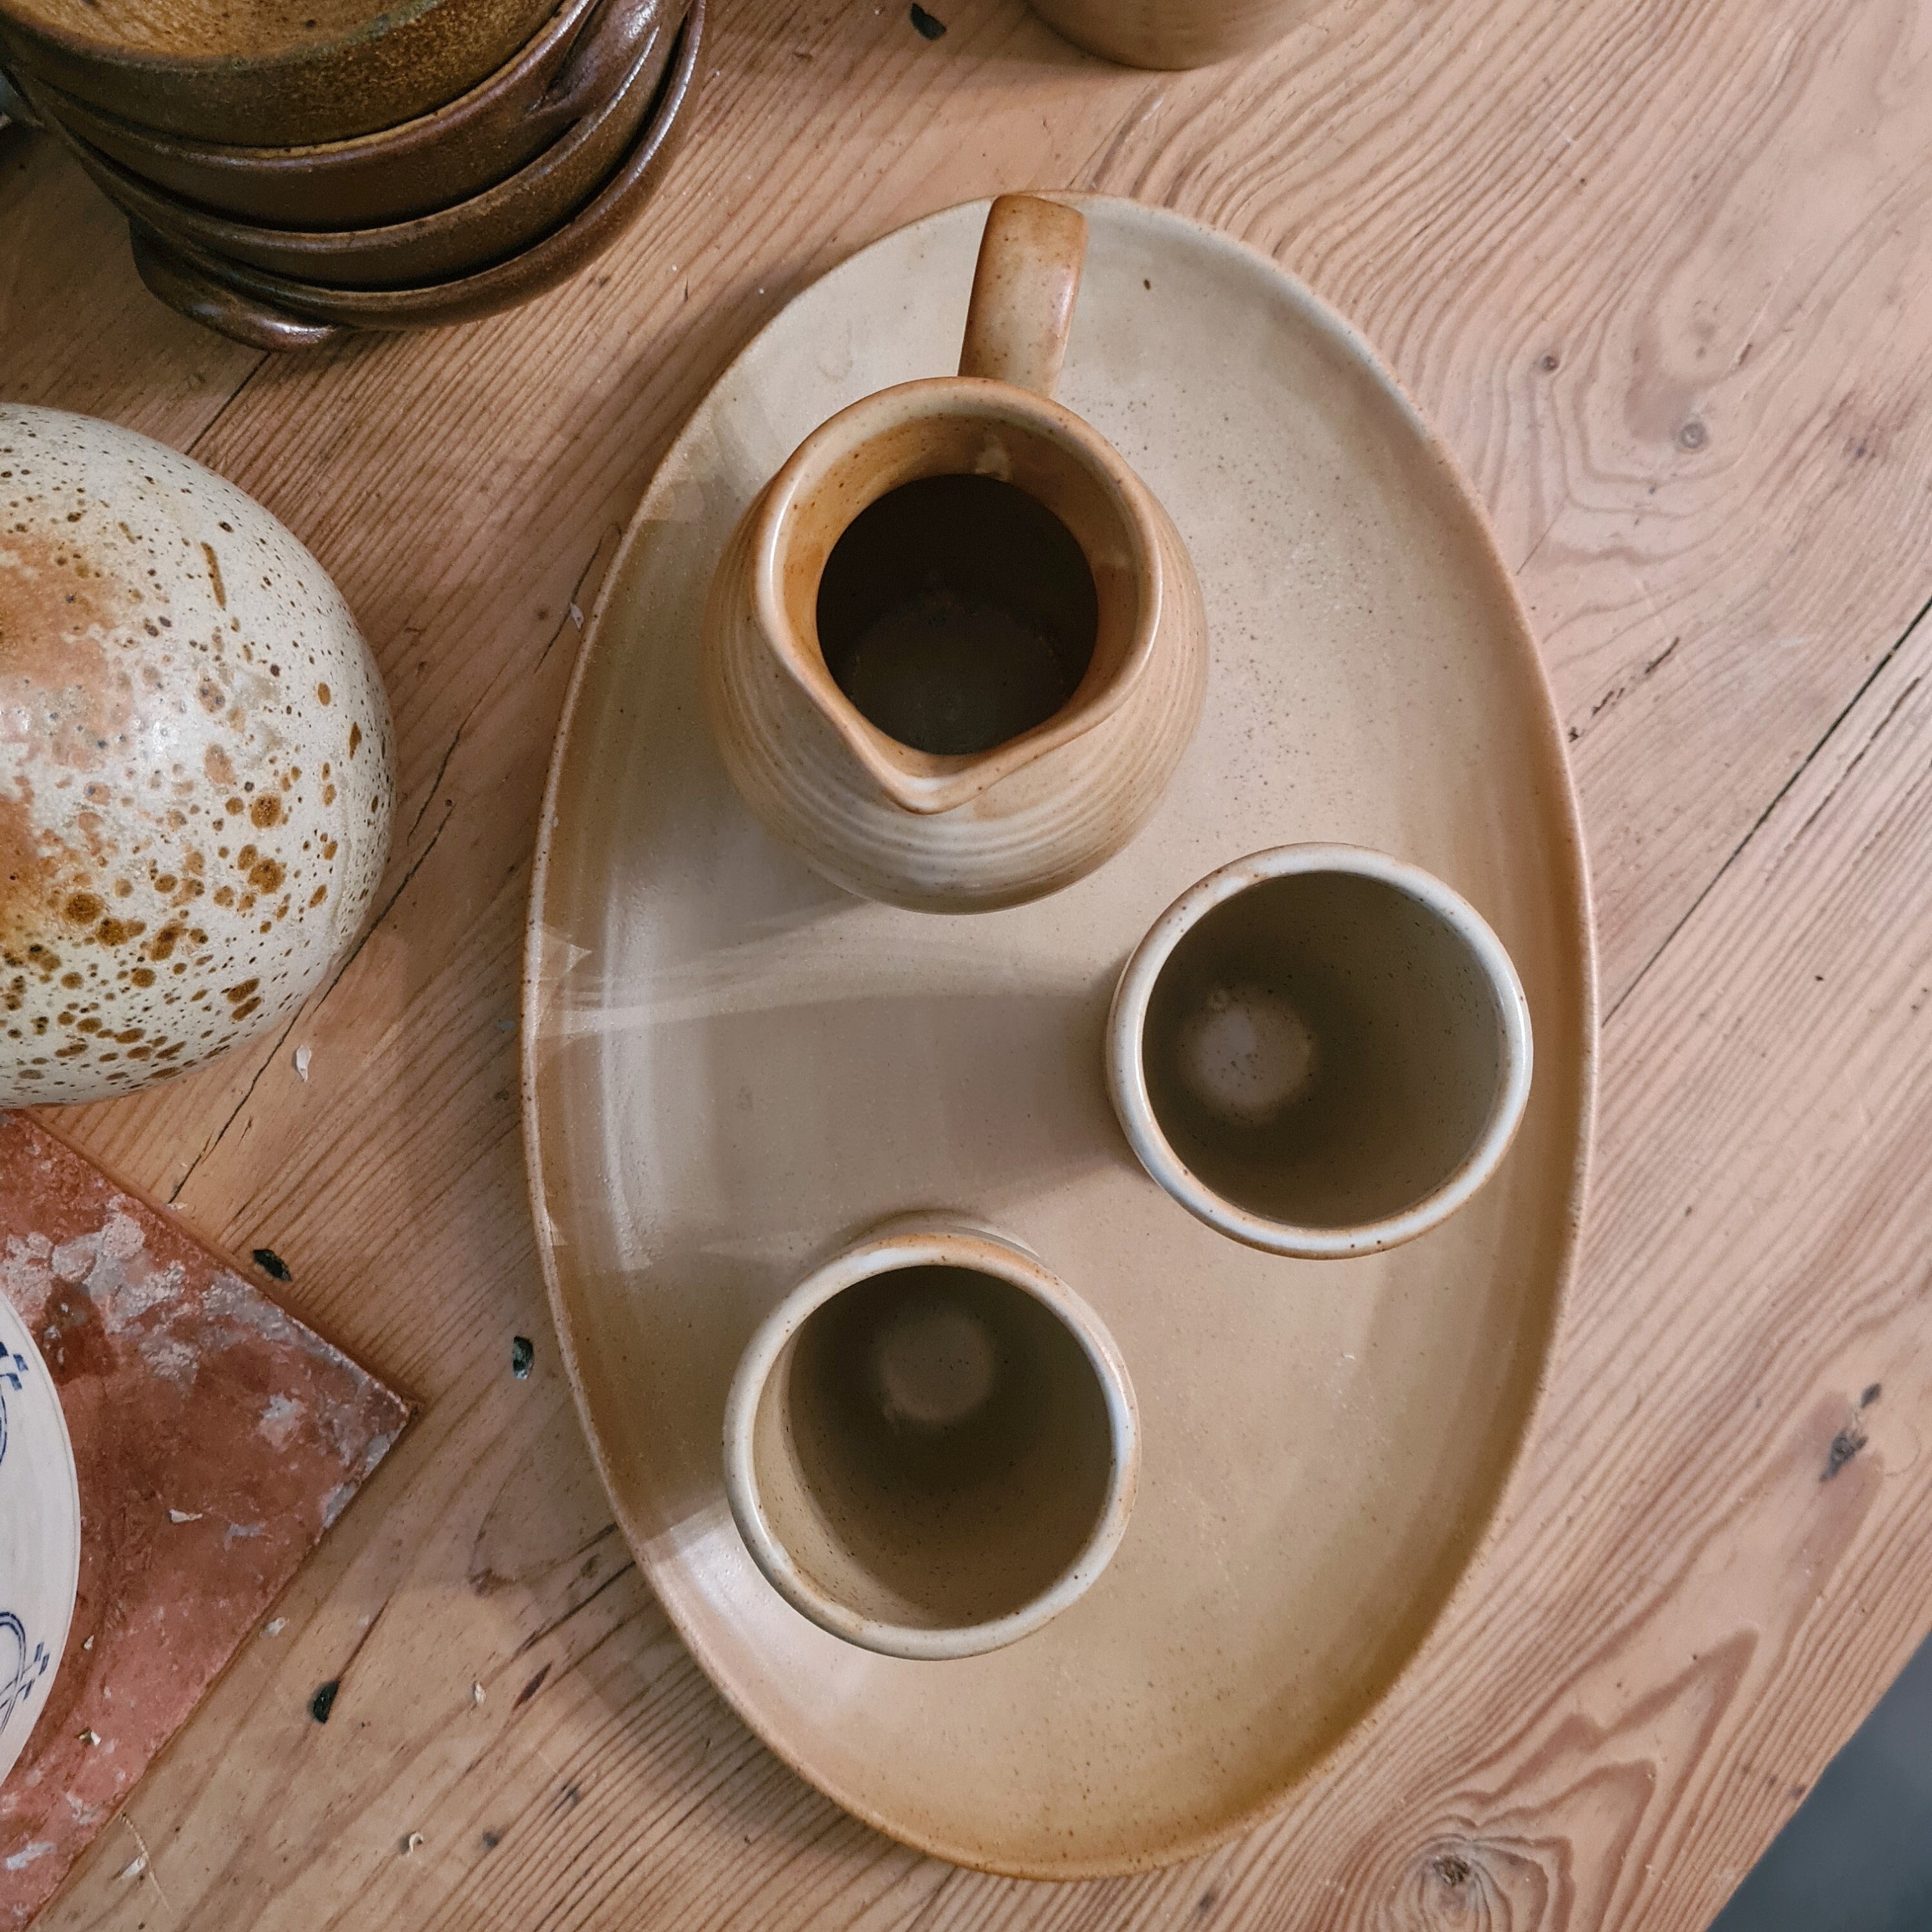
xmin=751 ymin=383 xmax=1167 ymax=819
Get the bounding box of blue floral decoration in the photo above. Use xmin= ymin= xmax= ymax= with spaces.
xmin=0 ymin=1612 xmax=51 ymax=1743
xmin=0 ymin=1345 xmax=30 ymax=1470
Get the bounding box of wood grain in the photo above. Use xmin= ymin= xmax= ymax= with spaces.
xmin=3 ymin=0 xmax=1930 ymax=1923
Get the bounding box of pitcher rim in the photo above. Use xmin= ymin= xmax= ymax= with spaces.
xmin=749 ymin=376 xmax=1167 ymax=816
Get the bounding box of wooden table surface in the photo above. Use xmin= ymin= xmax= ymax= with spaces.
xmin=5 ymin=0 xmax=1931 ymax=1925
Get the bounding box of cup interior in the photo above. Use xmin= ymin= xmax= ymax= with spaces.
xmin=1135 ymin=867 xmax=1513 ymax=1234
xmin=744 ymin=1259 xmax=1119 ymax=1640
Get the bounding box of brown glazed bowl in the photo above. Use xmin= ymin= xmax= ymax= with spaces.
xmin=122 ymin=0 xmax=703 ymax=347
xmin=19 ymin=0 xmax=674 ymax=228
xmin=0 ymin=0 xmax=561 ymax=146
xmin=55 ymin=5 xmax=681 ymax=288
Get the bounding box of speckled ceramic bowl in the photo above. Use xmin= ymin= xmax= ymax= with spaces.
xmin=0 ymin=404 xmax=394 ymax=1104
xmin=0 ymin=1289 xmax=80 ymax=1788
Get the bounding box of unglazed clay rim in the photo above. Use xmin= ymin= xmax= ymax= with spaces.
xmin=0 ymin=1286 xmax=82 ymax=1783
xmin=524 ymin=195 xmax=1598 ymax=1879
xmin=721 ymin=1224 xmax=1140 ymax=1661
xmin=749 ymin=377 xmax=1166 ymax=815
xmin=1106 ymin=842 xmax=1535 ymax=1258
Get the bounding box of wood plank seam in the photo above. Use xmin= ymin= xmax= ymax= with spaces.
xmin=1605 ymin=589 xmax=1932 ymax=1027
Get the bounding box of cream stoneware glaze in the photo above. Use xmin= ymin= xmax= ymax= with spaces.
xmin=0 ymin=1286 xmax=80 ymax=1786
xmin=0 ymin=405 xmax=394 ymax=1105
xmin=723 ymin=1216 xmax=1138 ymax=1662
xmin=1108 ymin=844 xmax=1533 ymax=1257
xmin=1028 ymin=0 xmax=1311 ymax=68
xmin=703 ymin=193 xmax=1208 ymax=913
xmin=524 ymin=196 xmax=1596 ymax=1876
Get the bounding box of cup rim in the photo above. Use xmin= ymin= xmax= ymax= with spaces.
xmin=721 ymin=1217 xmax=1140 ymax=1661
xmin=1106 ymin=844 xmax=1535 ymax=1258
xmin=748 ymin=376 xmax=1166 ymax=816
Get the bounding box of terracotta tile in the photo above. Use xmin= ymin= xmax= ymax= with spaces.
xmin=0 ymin=1112 xmax=410 ymax=1925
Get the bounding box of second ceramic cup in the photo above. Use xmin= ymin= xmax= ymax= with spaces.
xmin=1108 ymin=846 xmax=1533 ymax=1256
xmin=723 ymin=1217 xmax=1139 ymax=1660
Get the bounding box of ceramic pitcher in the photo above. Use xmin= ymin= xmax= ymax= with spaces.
xmin=702 ymin=193 xmax=1208 ymax=914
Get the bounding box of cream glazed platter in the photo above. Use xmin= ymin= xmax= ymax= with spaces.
xmin=523 ymin=194 xmax=1595 ymax=1878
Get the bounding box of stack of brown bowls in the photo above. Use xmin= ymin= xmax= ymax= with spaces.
xmin=0 ymin=0 xmax=704 ymax=348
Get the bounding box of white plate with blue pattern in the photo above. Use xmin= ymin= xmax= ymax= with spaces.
xmin=0 ymin=1284 xmax=80 ymax=1788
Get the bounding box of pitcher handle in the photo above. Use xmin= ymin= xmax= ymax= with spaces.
xmin=957 ymin=193 xmax=1088 ymax=398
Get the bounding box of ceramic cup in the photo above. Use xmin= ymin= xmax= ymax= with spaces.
xmin=723 ymin=1217 xmax=1139 ymax=1660
xmin=703 ymin=193 xmax=1208 ymax=913
xmin=1107 ymin=846 xmax=1533 ymax=1256
xmin=0 ymin=1291 xmax=81 ymax=1786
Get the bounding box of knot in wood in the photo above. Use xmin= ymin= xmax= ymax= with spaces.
xmin=1392 ymin=1837 xmax=1522 ymax=1929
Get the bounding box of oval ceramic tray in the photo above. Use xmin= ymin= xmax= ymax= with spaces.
xmin=523 ymin=195 xmax=1595 ymax=1879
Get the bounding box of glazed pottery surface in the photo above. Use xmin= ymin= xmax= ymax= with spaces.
xmin=0 ymin=0 xmax=558 ymax=145
xmin=524 ymin=196 xmax=1595 ymax=1875
xmin=723 ymin=1216 xmax=1138 ymax=1661
xmin=57 ymin=5 xmax=677 ymax=289
xmin=0 ymin=405 xmax=395 ymax=1105
xmin=122 ymin=233 xmax=348 ymax=352
xmin=705 ymin=195 xmax=1208 ymax=912
xmin=23 ymin=0 xmax=679 ymax=230
xmin=1028 ymin=0 xmax=1310 ymax=67
xmin=1107 ymin=844 xmax=1534 ymax=1257
xmin=0 ymin=1286 xmax=80 ymax=1788
xmin=119 ymin=0 xmax=701 ymax=341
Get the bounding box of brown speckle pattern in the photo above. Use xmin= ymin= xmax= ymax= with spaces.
xmin=0 ymin=406 xmax=394 ymax=1104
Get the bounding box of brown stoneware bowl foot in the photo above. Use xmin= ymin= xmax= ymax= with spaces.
xmin=129 ymin=224 xmax=352 ymax=351
xmin=0 ymin=64 xmax=41 ymax=125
